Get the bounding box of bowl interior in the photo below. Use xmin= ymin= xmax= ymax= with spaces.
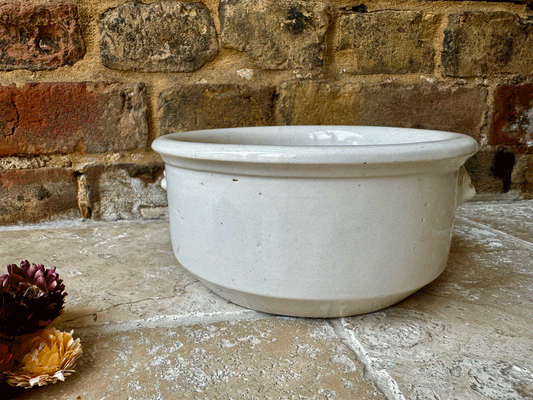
xmin=171 ymin=126 xmax=465 ymax=147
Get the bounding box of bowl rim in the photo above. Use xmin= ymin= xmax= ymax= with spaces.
xmin=152 ymin=126 xmax=479 ymax=166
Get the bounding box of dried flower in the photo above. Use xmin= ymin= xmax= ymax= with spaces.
xmin=5 ymin=328 xmax=82 ymax=388
xmin=0 ymin=261 xmax=67 ymax=335
xmin=0 ymin=343 xmax=13 ymax=374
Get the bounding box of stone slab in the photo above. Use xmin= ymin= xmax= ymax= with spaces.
xmin=2 ymin=202 xmax=533 ymax=399
xmin=458 ymin=201 xmax=533 ymax=245
xmin=0 ymin=219 xmax=250 ymax=331
xmin=4 ymin=319 xmax=383 ymax=400
xmin=339 ymin=216 xmax=533 ymax=400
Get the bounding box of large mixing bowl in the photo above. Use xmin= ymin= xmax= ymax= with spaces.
xmin=152 ymin=126 xmax=478 ymax=317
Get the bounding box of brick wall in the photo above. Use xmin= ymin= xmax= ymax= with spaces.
xmin=1 ymin=0 xmax=532 ymax=224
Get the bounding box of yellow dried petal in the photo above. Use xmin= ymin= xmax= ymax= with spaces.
xmin=4 ymin=328 xmax=82 ymax=389
xmin=48 ymin=352 xmax=60 ymax=368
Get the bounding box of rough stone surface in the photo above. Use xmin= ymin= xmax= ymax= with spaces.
xmin=278 ymin=80 xmax=487 ymax=136
xmin=340 ymin=214 xmax=533 ymax=400
xmin=99 ymin=0 xmax=218 ymax=72
xmin=442 ymin=12 xmax=533 ymax=77
xmin=2 ymin=202 xmax=533 ymax=398
xmin=1 ymin=219 xmax=251 ymax=330
xmin=0 ymin=2 xmax=85 ymax=71
xmin=337 ymin=10 xmax=439 ymax=74
xmin=490 ymin=84 xmax=533 ymax=146
xmin=0 ymin=168 xmax=79 ymax=224
xmin=42 ymin=320 xmax=381 ymax=399
xmin=0 ymin=82 xmax=149 ymax=156
xmin=219 ymin=0 xmax=330 ymax=69
xmin=83 ymin=162 xmax=167 ymax=221
xmin=4 ymin=320 xmax=383 ymax=400
xmin=459 ymin=200 xmax=533 ymax=244
xmin=159 ymin=83 xmax=275 ymax=134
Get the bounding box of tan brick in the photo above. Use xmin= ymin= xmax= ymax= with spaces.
xmin=442 ymin=12 xmax=533 ymax=77
xmin=219 ymin=0 xmax=330 ymax=69
xmin=490 ymin=84 xmax=533 ymax=146
xmin=337 ymin=10 xmax=439 ymax=74
xmin=0 ymin=168 xmax=79 ymax=225
xmin=277 ymin=80 xmax=486 ymax=137
xmin=0 ymin=82 xmax=148 ymax=156
xmin=159 ymin=83 xmax=275 ymax=134
xmin=99 ymin=1 xmax=218 ymax=72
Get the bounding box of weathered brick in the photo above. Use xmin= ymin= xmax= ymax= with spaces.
xmin=524 ymin=158 xmax=533 ymax=198
xmin=490 ymin=84 xmax=533 ymax=146
xmin=219 ymin=0 xmax=330 ymax=69
xmin=442 ymin=12 xmax=533 ymax=77
xmin=0 ymin=2 xmax=85 ymax=71
xmin=512 ymin=153 xmax=533 ymax=198
xmin=464 ymin=149 xmax=503 ymax=194
xmin=0 ymin=82 xmax=148 ymax=156
xmin=0 ymin=168 xmax=79 ymax=225
xmin=83 ymin=163 xmax=167 ymax=221
xmin=99 ymin=1 xmax=218 ymax=72
xmin=277 ymin=80 xmax=486 ymax=136
xmin=465 ymin=149 xmax=533 ymax=197
xmin=337 ymin=10 xmax=439 ymax=74
xmin=159 ymin=84 xmax=275 ymax=134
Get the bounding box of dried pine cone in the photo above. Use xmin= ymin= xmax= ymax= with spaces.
xmin=5 ymin=328 xmax=82 ymax=388
xmin=0 ymin=261 xmax=67 ymax=336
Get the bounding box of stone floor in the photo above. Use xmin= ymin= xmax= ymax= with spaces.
xmin=1 ymin=200 xmax=533 ymax=400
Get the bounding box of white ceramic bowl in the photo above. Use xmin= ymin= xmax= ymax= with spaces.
xmin=152 ymin=126 xmax=478 ymax=317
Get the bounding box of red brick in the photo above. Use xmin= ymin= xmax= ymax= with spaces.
xmin=0 ymin=82 xmax=149 ymax=156
xmin=0 ymin=2 xmax=85 ymax=71
xmin=0 ymin=168 xmax=79 ymax=225
xmin=490 ymin=84 xmax=533 ymax=146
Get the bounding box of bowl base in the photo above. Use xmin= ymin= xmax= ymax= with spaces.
xmin=199 ymin=279 xmax=419 ymax=318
